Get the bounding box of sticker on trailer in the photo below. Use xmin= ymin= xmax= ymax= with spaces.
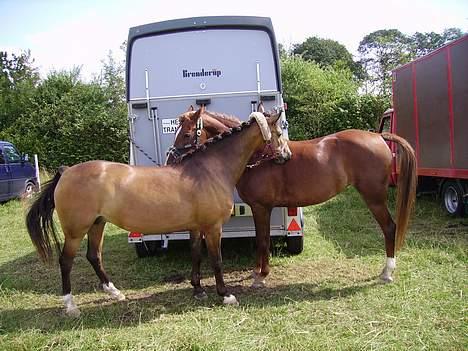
xmin=162 ymin=118 xmax=179 ymax=134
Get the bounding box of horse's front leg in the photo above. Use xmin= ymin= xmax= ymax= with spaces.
xmin=251 ymin=205 xmax=272 ymax=288
xmin=190 ymin=230 xmax=207 ymax=300
xmin=205 ymin=225 xmax=238 ymax=305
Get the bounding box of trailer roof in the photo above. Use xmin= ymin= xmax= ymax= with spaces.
xmin=393 ymin=34 xmax=468 ymax=72
xmin=126 ymin=16 xmax=282 ymax=101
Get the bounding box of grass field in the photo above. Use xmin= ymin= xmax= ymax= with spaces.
xmin=0 ymin=188 xmax=466 ymax=350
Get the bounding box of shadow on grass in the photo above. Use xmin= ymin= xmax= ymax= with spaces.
xmin=0 ymin=232 xmax=283 ymax=295
xmin=0 ymin=276 xmax=380 ymax=333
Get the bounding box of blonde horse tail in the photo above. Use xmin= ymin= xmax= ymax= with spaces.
xmin=25 ymin=167 xmax=67 ymax=264
xmin=381 ymin=133 xmax=417 ymax=251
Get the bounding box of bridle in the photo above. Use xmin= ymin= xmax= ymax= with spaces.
xmin=166 ymin=116 xmax=204 ymax=164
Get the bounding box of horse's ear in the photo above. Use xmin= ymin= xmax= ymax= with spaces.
xmin=187 ymin=105 xmax=194 ymax=112
xmin=258 ymin=102 xmax=265 ymax=113
xmin=267 ymin=109 xmax=282 ymax=124
xmin=190 ymin=106 xmax=203 ymax=121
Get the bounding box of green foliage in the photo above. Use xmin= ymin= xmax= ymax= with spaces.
xmin=358 ymin=28 xmax=465 ymax=97
xmin=281 ymin=56 xmax=388 ymax=140
xmin=1 ymin=54 xmax=128 ymax=170
xmin=0 ymin=51 xmax=40 ymax=132
xmin=292 ymin=36 xmax=362 ymax=78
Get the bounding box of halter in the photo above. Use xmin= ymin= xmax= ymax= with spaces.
xmin=166 ymin=116 xmax=204 ymax=164
xmin=246 ymin=142 xmax=276 ymax=169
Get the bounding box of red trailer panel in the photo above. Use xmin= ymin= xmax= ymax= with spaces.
xmin=382 ymin=34 xmax=468 ymax=216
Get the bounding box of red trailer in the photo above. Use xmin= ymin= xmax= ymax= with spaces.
xmin=379 ymin=34 xmax=468 ymax=216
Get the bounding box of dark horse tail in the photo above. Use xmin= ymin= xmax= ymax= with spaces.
xmin=381 ymin=133 xmax=417 ymax=251
xmin=25 ymin=167 xmax=67 ymax=264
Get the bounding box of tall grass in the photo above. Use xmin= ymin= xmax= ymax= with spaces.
xmin=0 ymin=188 xmax=466 ymax=350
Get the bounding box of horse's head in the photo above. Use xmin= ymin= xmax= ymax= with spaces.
xmin=258 ymin=103 xmax=292 ymax=164
xmin=167 ymin=104 xmax=291 ymax=165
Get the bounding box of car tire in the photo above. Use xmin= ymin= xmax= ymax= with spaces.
xmin=23 ymin=181 xmax=36 ymax=199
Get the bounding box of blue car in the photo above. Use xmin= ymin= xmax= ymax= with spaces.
xmin=0 ymin=141 xmax=37 ymax=202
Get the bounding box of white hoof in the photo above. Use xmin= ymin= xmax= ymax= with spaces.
xmin=103 ymin=282 xmax=126 ymax=301
xmin=379 ymin=274 xmax=394 ymax=284
xmin=66 ymin=306 xmax=81 ymax=318
xmin=63 ymin=293 xmax=80 ymax=317
xmin=223 ymin=294 xmax=239 ymax=305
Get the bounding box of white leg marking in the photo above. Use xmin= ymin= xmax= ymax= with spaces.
xmin=379 ymin=257 xmax=396 ymax=283
xmin=223 ymin=294 xmax=239 ymax=306
xmin=103 ymin=282 xmax=126 ymax=301
xmin=63 ymin=293 xmax=81 ymax=317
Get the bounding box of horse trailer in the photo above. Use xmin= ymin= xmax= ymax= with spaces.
xmin=379 ymin=34 xmax=468 ymax=216
xmin=125 ymin=16 xmax=304 ymax=256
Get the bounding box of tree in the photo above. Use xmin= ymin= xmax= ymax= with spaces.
xmin=0 ymin=51 xmax=39 ymax=133
xmin=358 ymin=29 xmax=410 ymax=97
xmin=409 ymin=28 xmax=464 ymax=57
xmin=358 ymin=28 xmax=465 ymax=97
xmin=8 ymin=63 xmax=128 ymax=169
xmin=292 ymin=36 xmax=361 ymax=77
xmin=281 ymin=56 xmax=383 ymax=140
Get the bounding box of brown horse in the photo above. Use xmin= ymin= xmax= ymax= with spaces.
xmin=25 ymin=109 xmax=285 ymax=316
xmin=170 ymin=106 xmax=417 ymax=288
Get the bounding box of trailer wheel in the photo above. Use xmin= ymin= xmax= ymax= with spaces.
xmin=286 ymin=236 xmax=304 ymax=254
xmin=134 ymin=241 xmax=160 ymax=258
xmin=441 ymin=181 xmax=465 ymax=216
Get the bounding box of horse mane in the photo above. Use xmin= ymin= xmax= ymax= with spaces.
xmin=177 ymin=118 xmax=252 ymax=163
xmin=203 ymin=110 xmax=242 ymax=128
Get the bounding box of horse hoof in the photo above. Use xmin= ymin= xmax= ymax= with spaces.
xmin=223 ymin=294 xmax=239 ymax=306
xmin=66 ymin=307 xmax=81 ymax=318
xmin=114 ymin=293 xmax=126 ymax=301
xmin=379 ymin=275 xmax=394 ymax=284
xmin=251 ymin=280 xmax=266 ymax=289
xmin=194 ymin=291 xmax=208 ymax=300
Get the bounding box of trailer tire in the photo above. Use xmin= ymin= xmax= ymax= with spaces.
xmin=286 ymin=236 xmax=304 ymax=255
xmin=134 ymin=241 xmax=160 ymax=258
xmin=441 ymin=181 xmax=465 ymax=217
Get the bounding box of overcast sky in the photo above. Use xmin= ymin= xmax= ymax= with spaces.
xmin=1 ymin=0 xmax=467 ymax=79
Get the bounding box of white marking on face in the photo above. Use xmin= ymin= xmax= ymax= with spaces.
xmin=174 ymin=124 xmax=183 ymax=141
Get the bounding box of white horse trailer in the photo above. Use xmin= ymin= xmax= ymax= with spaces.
xmin=125 ymin=16 xmax=304 ymax=256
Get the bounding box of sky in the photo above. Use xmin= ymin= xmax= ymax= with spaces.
xmin=1 ymin=0 xmax=467 ymax=79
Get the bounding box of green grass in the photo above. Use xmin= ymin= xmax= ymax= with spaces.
xmin=0 ymin=189 xmax=466 ymax=350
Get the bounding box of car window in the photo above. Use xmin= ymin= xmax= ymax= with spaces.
xmin=3 ymin=145 xmax=21 ymax=163
xmin=0 ymin=150 xmax=5 ymax=164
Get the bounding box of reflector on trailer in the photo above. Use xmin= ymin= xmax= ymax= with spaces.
xmin=287 ymin=218 xmax=301 ymax=231
xmin=129 ymin=232 xmax=142 ymax=238
xmin=287 ymin=207 xmax=297 ymax=216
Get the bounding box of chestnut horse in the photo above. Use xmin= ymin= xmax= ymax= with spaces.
xmin=169 ymin=107 xmax=417 ymax=288
xmin=25 ymin=109 xmax=285 ymax=316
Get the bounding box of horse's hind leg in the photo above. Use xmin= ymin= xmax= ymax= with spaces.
xmin=190 ymin=230 xmax=207 ymax=300
xmin=251 ymin=205 xmax=272 ymax=288
xmin=358 ymin=185 xmax=397 ymax=283
xmin=60 ymin=236 xmax=83 ymax=317
xmin=86 ymin=220 xmax=125 ymax=301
